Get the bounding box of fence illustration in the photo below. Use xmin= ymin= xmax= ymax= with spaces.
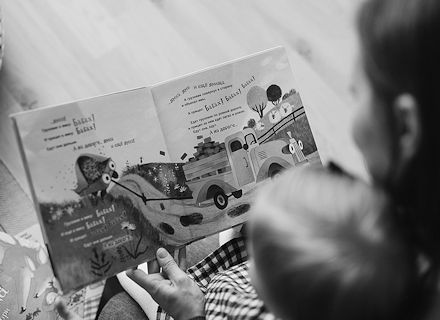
xmin=258 ymin=106 xmax=305 ymax=144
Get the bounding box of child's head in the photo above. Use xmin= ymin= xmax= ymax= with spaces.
xmin=352 ymin=0 xmax=440 ymax=259
xmin=249 ymin=167 xmax=417 ymax=320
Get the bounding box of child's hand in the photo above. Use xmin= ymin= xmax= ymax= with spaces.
xmin=127 ymin=247 xmax=205 ymax=320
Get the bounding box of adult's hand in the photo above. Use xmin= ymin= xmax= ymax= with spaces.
xmin=127 ymin=247 xmax=205 ymax=320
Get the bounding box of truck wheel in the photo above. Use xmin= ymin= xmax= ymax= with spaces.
xmin=180 ymin=213 xmax=203 ymax=226
xmin=232 ymin=190 xmax=243 ymax=199
xmin=269 ymin=164 xmax=284 ymax=179
xmin=289 ymin=143 xmax=296 ymax=154
xmin=159 ymin=222 xmax=175 ymax=235
xmin=214 ymin=191 xmax=228 ymax=209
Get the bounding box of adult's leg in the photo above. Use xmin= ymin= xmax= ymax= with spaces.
xmin=116 ymin=264 xmax=159 ymax=320
xmin=98 ymin=261 xmax=158 ymax=320
xmin=98 ymin=292 xmax=148 ymax=320
xmin=219 ymin=225 xmax=244 ymax=246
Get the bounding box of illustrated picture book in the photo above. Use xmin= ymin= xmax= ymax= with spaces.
xmin=0 ymin=224 xmax=104 ymax=320
xmin=11 ymin=47 xmax=322 ymax=292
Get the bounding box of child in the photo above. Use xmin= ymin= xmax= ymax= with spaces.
xmin=248 ymin=167 xmax=419 ymax=320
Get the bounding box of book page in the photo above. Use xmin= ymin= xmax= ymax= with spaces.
xmin=151 ymin=47 xmax=322 ymax=242
xmin=12 ymin=87 xmax=172 ymax=292
xmin=152 ymin=47 xmax=320 ymax=164
xmin=0 ymin=224 xmax=103 ymax=320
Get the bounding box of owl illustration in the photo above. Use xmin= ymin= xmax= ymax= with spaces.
xmin=73 ymin=154 xmax=119 ymax=198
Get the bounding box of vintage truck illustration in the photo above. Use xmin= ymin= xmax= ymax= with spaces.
xmin=182 ymin=127 xmax=307 ymax=209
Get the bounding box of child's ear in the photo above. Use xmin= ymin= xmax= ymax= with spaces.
xmin=393 ymin=93 xmax=421 ymax=164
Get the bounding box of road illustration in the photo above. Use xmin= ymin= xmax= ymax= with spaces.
xmin=109 ymin=173 xmax=253 ymax=246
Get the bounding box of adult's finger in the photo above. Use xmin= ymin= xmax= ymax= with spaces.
xmin=178 ymin=247 xmax=187 ymax=270
xmin=128 ymin=265 xmax=138 ymax=272
xmin=127 ymin=269 xmax=164 ymax=293
xmin=156 ymin=247 xmax=185 ymax=281
xmin=148 ymin=259 xmax=160 ymax=274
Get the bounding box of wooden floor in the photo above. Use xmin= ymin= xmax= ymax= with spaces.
xmin=0 ymin=0 xmax=365 ymax=242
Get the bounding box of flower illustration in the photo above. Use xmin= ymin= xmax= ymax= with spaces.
xmin=121 ymin=221 xmax=136 ymax=231
xmin=55 ymin=208 xmax=63 ymax=219
xmin=255 ymin=121 xmax=265 ymax=131
xmin=66 ymin=206 xmax=75 ymax=216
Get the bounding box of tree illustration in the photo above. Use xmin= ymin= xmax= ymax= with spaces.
xmin=266 ymin=84 xmax=282 ymax=105
xmin=121 ymin=222 xmax=149 ymax=259
xmin=247 ymin=86 xmax=268 ymax=119
xmin=90 ymin=247 xmax=113 ymax=277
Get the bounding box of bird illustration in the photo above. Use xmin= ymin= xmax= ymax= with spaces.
xmin=73 ymin=154 xmax=119 ymax=199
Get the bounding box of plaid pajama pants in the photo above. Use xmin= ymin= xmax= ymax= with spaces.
xmin=157 ymin=237 xmax=277 ymax=320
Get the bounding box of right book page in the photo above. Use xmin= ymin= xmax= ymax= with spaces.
xmin=151 ymin=46 xmax=322 ymax=238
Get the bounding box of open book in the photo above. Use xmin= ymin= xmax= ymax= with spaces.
xmin=10 ymin=47 xmax=322 ymax=292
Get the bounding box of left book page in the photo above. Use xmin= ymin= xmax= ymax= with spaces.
xmin=10 ymin=87 xmax=172 ymax=292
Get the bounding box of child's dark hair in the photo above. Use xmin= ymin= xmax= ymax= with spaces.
xmin=250 ymin=167 xmax=419 ymax=320
xmin=358 ymin=0 xmax=440 ymax=261
xmin=357 ymin=0 xmax=440 ymax=316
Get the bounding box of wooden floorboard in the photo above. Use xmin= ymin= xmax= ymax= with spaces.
xmin=0 ymin=159 xmax=37 ymax=234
